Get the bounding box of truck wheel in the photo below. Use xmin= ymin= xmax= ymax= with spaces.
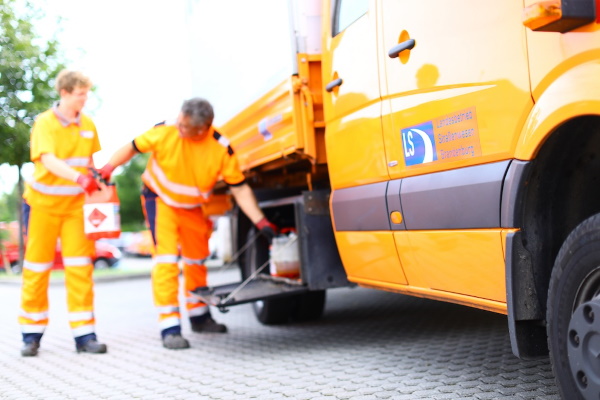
xmin=292 ymin=290 xmax=326 ymax=322
xmin=243 ymin=228 xmax=296 ymax=325
xmin=548 ymin=213 xmax=600 ymax=400
xmin=93 ymin=258 xmax=110 ymax=269
xmin=10 ymin=262 xmax=22 ymax=274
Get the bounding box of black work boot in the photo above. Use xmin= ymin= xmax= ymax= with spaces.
xmin=162 ymin=333 xmax=190 ymax=349
xmin=191 ymin=316 xmax=227 ymax=333
xmin=76 ymin=339 xmax=108 ymax=354
xmin=21 ymin=341 xmax=40 ymax=357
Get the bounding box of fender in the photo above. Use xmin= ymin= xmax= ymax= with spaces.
xmin=515 ymin=60 xmax=600 ymax=160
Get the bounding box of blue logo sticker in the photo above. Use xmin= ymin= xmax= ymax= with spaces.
xmin=401 ymin=121 xmax=438 ymax=166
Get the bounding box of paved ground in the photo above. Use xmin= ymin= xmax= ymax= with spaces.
xmin=0 ymin=257 xmax=561 ymax=399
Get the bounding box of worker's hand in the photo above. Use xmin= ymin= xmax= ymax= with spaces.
xmin=98 ymin=163 xmax=115 ymax=182
xmin=76 ymin=173 xmax=100 ymax=195
xmin=255 ymin=217 xmax=278 ymax=243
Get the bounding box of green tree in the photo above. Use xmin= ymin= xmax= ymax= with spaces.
xmin=0 ymin=184 xmax=19 ymax=221
xmin=0 ymin=0 xmax=65 ymax=266
xmin=114 ymin=153 xmax=149 ymax=231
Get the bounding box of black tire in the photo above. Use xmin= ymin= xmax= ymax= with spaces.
xmin=10 ymin=262 xmax=22 ymax=274
xmin=292 ymin=290 xmax=326 ymax=322
xmin=243 ymin=228 xmax=327 ymax=325
xmin=244 ymin=228 xmax=295 ymax=324
xmin=548 ymin=213 xmax=600 ymax=400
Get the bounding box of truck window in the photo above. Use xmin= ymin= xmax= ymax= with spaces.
xmin=333 ymin=0 xmax=368 ymax=36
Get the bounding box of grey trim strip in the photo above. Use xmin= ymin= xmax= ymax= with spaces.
xmin=331 ymin=182 xmax=390 ymax=231
xmin=386 ymin=179 xmax=406 ymax=230
xmin=401 ymin=161 xmax=510 ymax=230
xmin=501 ymin=160 xmax=530 ymax=228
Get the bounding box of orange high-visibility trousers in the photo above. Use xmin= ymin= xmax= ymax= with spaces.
xmin=143 ymin=189 xmax=212 ymax=333
xmin=19 ymin=206 xmax=96 ymax=338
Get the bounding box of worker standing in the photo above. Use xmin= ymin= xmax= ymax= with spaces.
xmin=19 ymin=70 xmax=108 ymax=356
xmin=99 ymin=98 xmax=277 ymax=349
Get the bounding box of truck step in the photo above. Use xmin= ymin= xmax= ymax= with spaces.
xmin=190 ymin=275 xmax=309 ymax=308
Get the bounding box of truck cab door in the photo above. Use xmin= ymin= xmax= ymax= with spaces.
xmin=322 ymin=0 xmax=387 ymax=189
xmin=323 ymin=0 xmax=408 ymax=286
xmin=376 ymin=0 xmax=533 ymax=302
xmin=378 ymin=0 xmax=532 ymax=179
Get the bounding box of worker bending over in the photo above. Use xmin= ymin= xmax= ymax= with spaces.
xmin=99 ymin=98 xmax=277 ymax=349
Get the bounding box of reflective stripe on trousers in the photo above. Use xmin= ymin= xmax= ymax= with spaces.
xmin=19 ymin=206 xmax=96 ymax=337
xmin=145 ymin=194 xmax=212 ymax=329
xmin=183 ymin=259 xmax=208 ymax=315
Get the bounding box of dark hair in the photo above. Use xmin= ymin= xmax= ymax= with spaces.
xmin=181 ymin=98 xmax=214 ymax=127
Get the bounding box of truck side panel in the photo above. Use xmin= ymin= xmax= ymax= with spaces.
xmin=379 ymin=0 xmax=532 ymax=178
xmin=322 ymin=0 xmax=528 ymax=311
xmin=322 ymin=1 xmax=388 ymax=189
xmin=220 ymin=79 xmax=297 ymax=171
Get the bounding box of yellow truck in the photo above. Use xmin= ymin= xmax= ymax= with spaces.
xmin=190 ymin=1 xmax=600 ymax=398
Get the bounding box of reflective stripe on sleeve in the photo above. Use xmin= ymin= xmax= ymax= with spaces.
xmin=69 ymin=311 xmax=94 ymax=322
xmin=217 ymin=135 xmax=230 ymax=147
xmin=23 ymin=260 xmax=54 ymax=273
xmin=159 ymin=316 xmax=181 ymax=330
xmin=154 ymin=254 xmax=179 ymax=264
xmin=20 ymin=310 xmax=49 ymax=321
xmin=64 ymin=157 xmax=91 ymax=167
xmin=30 ymin=180 xmax=83 ymax=195
xmin=72 ymin=324 xmax=95 ymax=337
xmin=21 ymin=324 xmax=47 ymax=334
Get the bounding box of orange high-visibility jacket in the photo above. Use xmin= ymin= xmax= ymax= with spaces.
xmin=134 ymin=122 xmax=245 ymax=208
xmin=24 ymin=107 xmax=100 ymax=213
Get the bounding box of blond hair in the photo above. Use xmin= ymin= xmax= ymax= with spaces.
xmin=55 ymin=70 xmax=92 ymax=93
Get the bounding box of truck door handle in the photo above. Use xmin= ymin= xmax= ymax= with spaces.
xmin=388 ymin=39 xmax=415 ymax=58
xmin=325 ymin=78 xmax=343 ymax=92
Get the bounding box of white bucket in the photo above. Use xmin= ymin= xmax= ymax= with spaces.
xmin=269 ymin=231 xmax=300 ymax=278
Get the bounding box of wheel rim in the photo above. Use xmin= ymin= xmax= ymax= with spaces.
xmin=573 ymin=266 xmax=600 ymax=313
xmin=568 ymin=266 xmax=600 ymax=399
xmin=254 ymin=300 xmax=265 ymax=314
xmin=94 ymin=259 xmax=110 ymax=269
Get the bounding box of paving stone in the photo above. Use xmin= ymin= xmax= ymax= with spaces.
xmin=0 ymin=264 xmax=562 ymax=399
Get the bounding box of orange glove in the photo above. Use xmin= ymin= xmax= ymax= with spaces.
xmin=76 ymin=173 xmax=100 ymax=195
xmin=98 ymin=163 xmax=115 ymax=182
xmin=256 ymin=217 xmax=278 ymax=243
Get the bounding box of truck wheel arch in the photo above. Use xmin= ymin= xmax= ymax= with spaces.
xmin=505 ymin=115 xmax=600 ymax=359
xmin=514 ymin=61 xmax=600 ymax=161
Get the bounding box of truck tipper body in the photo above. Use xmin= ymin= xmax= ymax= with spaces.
xmin=189 ymin=1 xmax=600 ymax=398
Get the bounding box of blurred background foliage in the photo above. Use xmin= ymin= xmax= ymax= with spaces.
xmin=0 ymin=0 xmax=147 ymax=231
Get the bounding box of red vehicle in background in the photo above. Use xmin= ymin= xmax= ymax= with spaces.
xmin=0 ymin=221 xmax=121 ymax=272
xmin=53 ymin=240 xmax=122 ymax=270
xmin=0 ymin=240 xmax=19 ymax=271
